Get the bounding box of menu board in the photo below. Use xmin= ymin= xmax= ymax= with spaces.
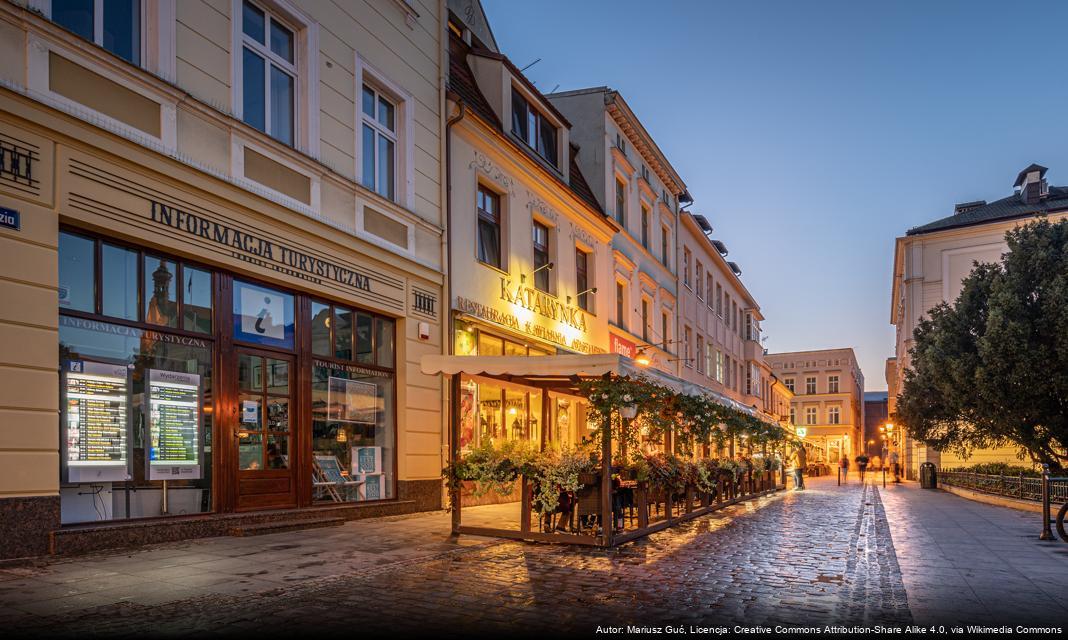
xmin=146 ymin=369 xmax=202 ymax=480
xmin=64 ymin=361 xmax=130 ymax=482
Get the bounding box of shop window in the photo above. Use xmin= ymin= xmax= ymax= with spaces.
xmin=504 ymin=340 xmax=526 ymax=357
xmin=310 ymin=301 xmax=392 ymax=369
xmin=355 ymin=312 xmax=374 ymax=363
xmin=58 ymin=316 xmax=213 ymax=524
xmin=311 ymin=363 xmax=394 ymax=502
xmin=101 ymin=243 xmax=138 ymax=320
xmin=232 ymin=280 xmax=294 ymax=350
xmin=59 ymin=232 xmax=213 ymax=333
xmin=182 ymin=266 xmax=212 ymax=333
xmin=375 ymin=317 xmax=395 ymax=365
xmin=333 ymin=307 xmax=353 ymax=360
xmin=51 ymin=0 xmax=142 ymax=66
xmin=144 ymin=255 xmax=178 ymax=328
xmin=310 ymin=300 xmax=396 ymax=503
xmin=460 ymin=380 xmax=541 ymax=451
xmin=58 ymin=231 xmax=95 ymax=313
xmin=311 ymin=301 xmax=331 ymax=356
xmin=478 ymin=332 xmax=504 ymax=357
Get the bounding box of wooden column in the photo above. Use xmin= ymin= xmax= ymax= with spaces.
xmin=600 ymin=410 xmax=613 ymax=546
xmin=520 ymin=476 xmax=531 ymax=533
xmin=450 ymin=374 xmax=461 ymax=535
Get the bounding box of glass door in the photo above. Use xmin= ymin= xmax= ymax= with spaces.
xmin=234 ymin=348 xmax=297 ymax=510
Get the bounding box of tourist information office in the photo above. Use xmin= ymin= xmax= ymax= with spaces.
xmin=0 ymin=114 xmax=443 ymax=556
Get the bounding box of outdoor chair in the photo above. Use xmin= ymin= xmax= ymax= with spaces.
xmin=312 ymin=454 xmax=364 ymax=502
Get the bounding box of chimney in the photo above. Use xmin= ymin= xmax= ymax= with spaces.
xmin=1013 ymin=163 xmax=1049 ymax=205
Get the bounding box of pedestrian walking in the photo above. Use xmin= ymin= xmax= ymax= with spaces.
xmin=792 ymin=444 xmax=807 ymax=491
xmin=855 ymin=454 xmax=870 ymax=482
xmin=889 ymin=450 xmax=901 ymax=483
xmin=839 ymin=456 xmax=849 ymax=482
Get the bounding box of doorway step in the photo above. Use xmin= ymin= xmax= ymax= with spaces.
xmin=228 ymin=517 xmax=344 ymax=537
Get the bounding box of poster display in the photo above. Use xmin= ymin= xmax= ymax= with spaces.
xmin=64 ymin=361 xmax=130 ymax=482
xmin=327 ymin=376 xmax=377 ymax=425
xmin=146 ymin=369 xmax=202 ymax=480
xmin=352 ymin=446 xmax=382 ymax=474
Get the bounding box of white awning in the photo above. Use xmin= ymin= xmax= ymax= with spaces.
xmin=420 ymin=353 xmax=773 ymax=422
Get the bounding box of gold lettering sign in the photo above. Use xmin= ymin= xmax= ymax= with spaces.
xmin=498 ymin=278 xmax=588 ymax=332
xmin=456 ymin=296 xmax=604 ymax=355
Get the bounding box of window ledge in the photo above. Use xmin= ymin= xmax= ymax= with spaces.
xmin=390 ymin=0 xmax=419 ymax=28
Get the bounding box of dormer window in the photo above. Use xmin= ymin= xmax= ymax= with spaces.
xmin=511 ymin=88 xmax=557 ymax=168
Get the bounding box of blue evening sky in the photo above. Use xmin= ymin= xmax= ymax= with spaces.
xmin=482 ymin=0 xmax=1068 ymax=391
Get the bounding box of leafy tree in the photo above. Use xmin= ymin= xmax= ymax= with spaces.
xmin=897 ymin=218 xmax=1068 ymax=472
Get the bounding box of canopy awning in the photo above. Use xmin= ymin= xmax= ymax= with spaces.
xmin=420 ymin=353 xmax=775 ymax=423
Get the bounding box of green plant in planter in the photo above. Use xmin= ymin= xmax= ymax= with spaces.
xmin=695 ymin=458 xmax=720 ymax=494
xmin=528 ymin=446 xmax=598 ymax=515
xmin=442 ymin=439 xmax=537 ymax=502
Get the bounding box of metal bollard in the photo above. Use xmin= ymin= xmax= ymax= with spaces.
xmin=837 ymin=465 xmax=841 ymax=486
xmin=883 ymin=466 xmax=886 ymax=488
xmin=1040 ymin=464 xmax=1053 ymax=541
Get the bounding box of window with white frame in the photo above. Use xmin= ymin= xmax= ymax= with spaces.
xmin=532 ymin=221 xmax=551 ymax=293
xmin=805 ymin=376 xmax=816 ymax=395
xmin=683 ymin=247 xmax=692 ymax=287
xmin=828 ymin=375 xmax=840 ymax=393
xmin=696 ymin=335 xmax=704 ymax=373
xmin=828 ymin=406 xmax=840 ymax=424
xmin=51 ymin=0 xmax=142 ymax=66
xmin=240 ymin=0 xmax=296 ymax=146
xmin=706 ymin=274 xmax=714 ymax=309
xmin=789 ymin=406 xmax=796 ymax=425
xmin=615 ymin=178 xmax=627 ymax=226
xmin=705 ymin=340 xmax=713 ymax=377
xmin=716 ymin=284 xmax=723 ymax=316
xmin=641 ymin=297 xmax=650 ymax=342
xmin=695 ymin=261 xmax=704 ymax=300
xmin=715 ymin=350 xmax=724 ymax=383
xmin=804 ymin=406 xmax=817 ymax=425
xmin=361 ymin=84 xmax=397 ymax=200
xmin=661 ymin=311 xmax=669 ymax=350
xmin=784 ymin=377 xmax=795 ymax=393
xmin=684 ymin=325 xmax=693 ymax=367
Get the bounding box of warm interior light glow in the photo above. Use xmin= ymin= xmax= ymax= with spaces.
xmin=635 ymin=353 xmax=651 ymax=366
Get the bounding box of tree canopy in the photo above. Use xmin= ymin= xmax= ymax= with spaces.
xmin=897 ymin=218 xmax=1068 ymax=471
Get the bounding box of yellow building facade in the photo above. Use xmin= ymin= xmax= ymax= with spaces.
xmin=0 ymin=0 xmax=447 ymax=558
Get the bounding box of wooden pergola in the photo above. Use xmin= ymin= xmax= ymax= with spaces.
xmin=422 ymin=354 xmax=785 ymax=547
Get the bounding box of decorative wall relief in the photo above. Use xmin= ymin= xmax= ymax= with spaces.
xmin=526 ymin=193 xmax=558 ymax=223
xmin=469 ymin=151 xmax=514 ymax=193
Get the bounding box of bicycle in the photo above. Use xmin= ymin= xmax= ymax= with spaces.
xmin=1057 ymin=500 xmax=1068 ymax=543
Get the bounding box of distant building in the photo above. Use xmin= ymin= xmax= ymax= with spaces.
xmin=766 ymin=349 xmax=865 ymax=464
xmin=889 ymin=164 xmax=1068 ymax=478
xmin=863 ymin=392 xmax=889 ymax=458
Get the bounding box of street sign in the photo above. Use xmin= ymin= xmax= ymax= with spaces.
xmin=0 ymin=207 xmax=19 ymax=231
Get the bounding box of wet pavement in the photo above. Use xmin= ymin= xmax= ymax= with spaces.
xmin=2 ymin=476 xmax=1066 ymax=637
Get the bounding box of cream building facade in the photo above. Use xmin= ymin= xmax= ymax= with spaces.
xmin=443 ymin=10 xmax=616 ymax=467
xmin=888 ymin=163 xmax=1068 ymax=479
xmin=0 ymin=0 xmax=448 ymax=558
xmin=547 ymin=87 xmax=689 ymax=377
xmin=766 ymin=348 xmax=865 ymax=464
xmin=675 ymin=210 xmax=790 ymax=429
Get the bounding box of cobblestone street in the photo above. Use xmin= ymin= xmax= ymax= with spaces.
xmin=3 ymin=477 xmax=1066 ymax=637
